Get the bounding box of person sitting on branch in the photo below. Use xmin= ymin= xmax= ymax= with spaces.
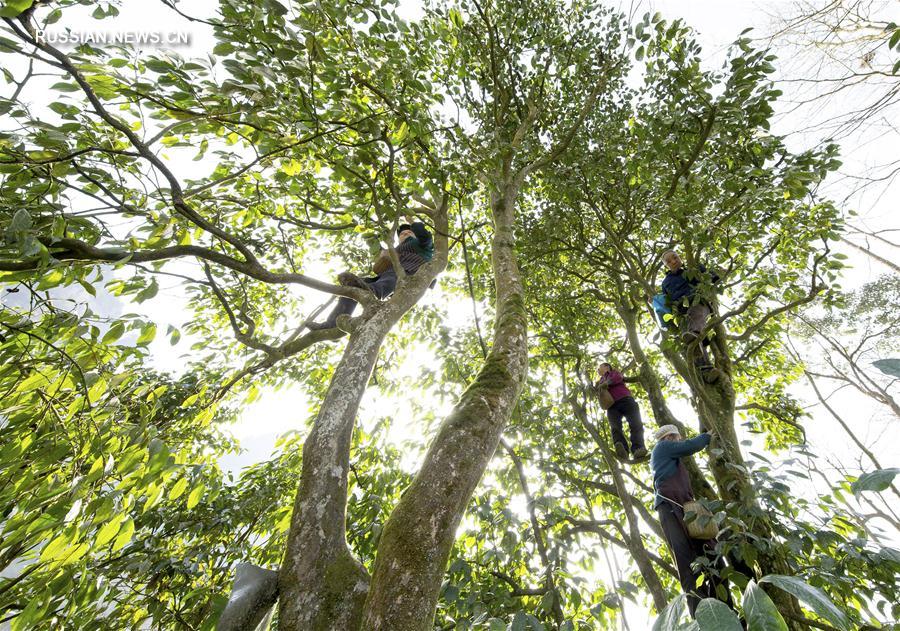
xmin=307 ymin=218 xmax=433 ymax=331
xmin=660 ymin=249 xmax=721 ymax=383
xmin=595 ymin=362 xmax=647 ymax=460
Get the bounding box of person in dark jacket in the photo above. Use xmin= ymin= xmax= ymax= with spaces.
xmin=661 ymin=250 xmax=720 ymax=382
xmin=651 ymin=424 xmax=734 ymax=618
xmin=307 ymin=221 xmax=433 ymax=330
xmin=596 ymin=362 xmax=647 ymax=460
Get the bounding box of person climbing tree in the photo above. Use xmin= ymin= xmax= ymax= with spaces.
xmin=595 ymin=362 xmax=647 ymax=460
xmin=651 ymin=424 xmax=736 ymax=619
xmin=660 ymin=249 xmax=721 ymax=383
xmin=307 ymin=219 xmax=434 ymax=331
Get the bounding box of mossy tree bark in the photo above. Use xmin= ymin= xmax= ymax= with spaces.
xmin=277 ymin=207 xmax=449 ymax=631
xmin=361 ymin=180 xmax=528 ymax=630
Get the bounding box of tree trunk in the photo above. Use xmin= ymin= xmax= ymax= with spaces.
xmin=660 ymin=315 xmax=806 ymax=629
xmin=570 ymin=396 xmax=669 ymax=612
xmin=278 ymin=224 xmax=449 ymax=630
xmin=277 ymin=321 xmax=388 ymax=630
xmin=360 ymin=185 xmax=528 ymax=630
xmin=618 ymin=303 xmax=716 ymax=500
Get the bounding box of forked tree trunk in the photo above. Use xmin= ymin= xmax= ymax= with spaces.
xmin=360 ymin=184 xmax=528 ymax=629
xmin=277 ymin=222 xmax=449 ymax=630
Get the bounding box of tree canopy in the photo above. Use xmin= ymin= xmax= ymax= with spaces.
xmin=0 ymin=1 xmax=897 ymax=630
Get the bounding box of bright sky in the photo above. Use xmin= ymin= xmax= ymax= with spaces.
xmin=3 ymin=0 xmax=898 ymax=628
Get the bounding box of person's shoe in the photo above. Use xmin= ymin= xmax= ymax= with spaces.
xmin=633 ymin=446 xmax=648 ymax=460
xmin=337 ymin=272 xmax=368 ymax=290
xmin=614 ymin=442 xmax=628 ymax=459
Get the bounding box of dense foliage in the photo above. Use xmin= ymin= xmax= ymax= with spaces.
xmin=1 ymin=0 xmax=897 ymax=629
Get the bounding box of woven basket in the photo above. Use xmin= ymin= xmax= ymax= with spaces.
xmin=682 ymin=500 xmax=719 ymax=540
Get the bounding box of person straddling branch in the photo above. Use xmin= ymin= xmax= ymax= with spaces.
xmin=307 ymin=219 xmax=433 ymax=331
xmin=660 ymin=249 xmax=721 ymax=383
xmin=595 ymin=362 xmax=647 ymax=460
xmin=651 ymin=424 xmax=736 ymax=619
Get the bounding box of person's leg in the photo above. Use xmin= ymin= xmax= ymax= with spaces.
xmin=685 ymin=303 xmax=711 ymax=338
xmin=308 ymin=296 xmax=358 ymax=329
xmin=621 ymin=397 xmax=646 ymax=454
xmin=309 ymin=274 xmax=384 ymax=329
xmin=369 ymin=270 xmax=397 ymax=299
xmin=700 ymin=540 xmax=737 ymax=613
xmin=607 ymin=403 xmax=628 ymax=458
xmin=658 ymin=504 xmax=702 ymax=617
xmin=684 ymin=304 xmax=720 ymax=383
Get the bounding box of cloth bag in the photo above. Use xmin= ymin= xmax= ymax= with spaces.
xmin=594 ymin=383 xmax=615 ymax=410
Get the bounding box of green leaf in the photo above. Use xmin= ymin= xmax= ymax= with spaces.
xmin=143 ymin=483 xmax=163 ymax=513
xmin=39 ymin=532 xmax=72 ymax=562
xmin=0 ymin=0 xmax=33 ymax=19
xmin=111 ymin=518 xmax=134 ymax=552
xmin=281 ymin=159 xmax=303 ymax=176
xmin=9 ymin=207 xmax=32 ymax=233
xmin=186 ymin=484 xmax=205 ymax=510
xmin=262 ymin=0 xmax=288 ymax=16
xmin=652 ymin=593 xmax=687 ymax=630
xmin=889 ymin=28 xmax=900 ymax=50
xmin=169 ymin=477 xmax=188 ymax=500
xmin=759 ymin=575 xmax=851 ymax=631
xmin=695 ymin=598 xmax=742 ymax=631
xmin=448 ymin=7 xmax=463 ymax=29
xmin=851 ymin=468 xmax=900 ymax=496
xmin=136 ymin=323 xmax=157 ymax=345
xmin=742 ymin=581 xmax=788 ymax=631
xmin=872 ymin=358 xmax=900 ymax=378
xmin=50 ymin=81 xmax=80 ymax=92
xmin=94 ymin=514 xmax=124 ymax=548
xmin=102 ymin=321 xmax=125 ymax=344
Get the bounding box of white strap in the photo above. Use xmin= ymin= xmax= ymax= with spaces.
xmin=657 ymin=492 xmax=684 ymax=509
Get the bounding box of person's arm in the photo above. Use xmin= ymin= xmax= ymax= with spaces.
xmin=602 ymin=370 xmax=624 ymax=386
xmin=410 ymin=222 xmax=432 ymax=248
xmin=663 ymin=275 xmax=692 ymax=302
xmin=657 ymin=433 xmax=711 ymax=459
xmin=661 ymin=275 xmax=673 ymax=298
xmin=697 ymin=263 xmax=720 ymax=285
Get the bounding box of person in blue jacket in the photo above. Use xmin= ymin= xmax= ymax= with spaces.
xmin=651 ymin=424 xmax=734 ymax=618
xmin=307 ymin=220 xmax=433 ymax=330
xmin=661 ymin=250 xmax=720 ymax=382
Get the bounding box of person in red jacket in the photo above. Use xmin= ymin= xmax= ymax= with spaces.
xmin=597 ymin=362 xmax=647 ymax=460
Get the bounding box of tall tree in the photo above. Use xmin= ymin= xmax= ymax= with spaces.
xmin=1 ymin=1 xmax=896 ymax=630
